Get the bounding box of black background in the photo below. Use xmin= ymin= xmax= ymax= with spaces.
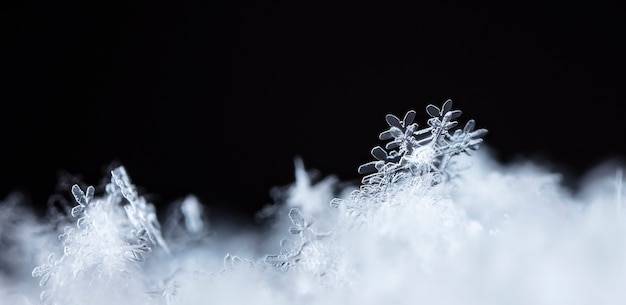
xmin=2 ymin=1 xmax=624 ymax=223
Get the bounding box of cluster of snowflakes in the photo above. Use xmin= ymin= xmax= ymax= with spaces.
xmin=23 ymin=100 xmax=488 ymax=304
xmin=2 ymin=99 xmax=626 ymax=305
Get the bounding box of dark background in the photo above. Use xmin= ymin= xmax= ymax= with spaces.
xmin=2 ymin=1 xmax=624 ymax=223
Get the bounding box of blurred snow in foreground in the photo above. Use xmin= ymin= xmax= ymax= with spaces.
xmin=1 ymin=147 xmax=625 ymax=305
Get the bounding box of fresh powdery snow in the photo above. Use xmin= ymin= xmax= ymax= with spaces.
xmin=2 ymin=99 xmax=625 ymax=305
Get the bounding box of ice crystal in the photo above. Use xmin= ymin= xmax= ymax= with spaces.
xmin=70 ymin=184 xmax=93 ymax=217
xmin=330 ymin=99 xmax=487 ymax=225
xmin=264 ymin=208 xmax=333 ymax=278
xmin=31 ymin=253 xmax=61 ymax=287
xmin=110 ymin=166 xmax=171 ymax=255
xmin=31 ymin=166 xmax=169 ymax=304
xmin=357 ymin=99 xmax=487 ymax=186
